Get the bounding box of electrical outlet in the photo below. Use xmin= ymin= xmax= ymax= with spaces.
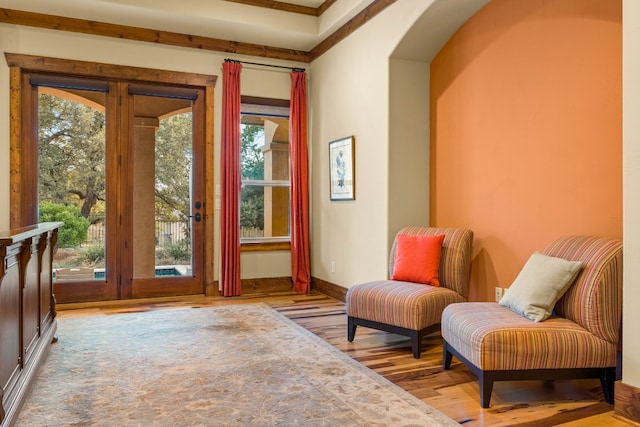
xmin=495 ymin=287 xmax=503 ymax=302
xmin=331 ymin=261 xmax=336 ymax=274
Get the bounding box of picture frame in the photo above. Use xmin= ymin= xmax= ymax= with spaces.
xmin=329 ymin=136 xmax=355 ymax=201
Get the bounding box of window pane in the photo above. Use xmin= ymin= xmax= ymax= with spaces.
xmin=240 ymin=184 xmax=290 ymax=239
xmin=241 ymin=123 xmax=265 ymax=180
xmin=132 ymin=94 xmax=194 ymax=279
xmin=37 ymin=89 xmax=107 ymax=282
xmin=240 ymin=111 xmax=291 ymax=241
xmin=240 ymin=185 xmax=264 ymax=237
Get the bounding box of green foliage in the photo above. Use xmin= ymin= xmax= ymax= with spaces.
xmin=241 ymin=124 xmax=265 ymax=180
xmin=156 ymin=239 xmax=191 ymax=264
xmin=81 ymin=244 xmax=105 ymax=265
xmin=240 ymin=187 xmax=264 ymax=229
xmin=240 ymin=124 xmax=265 ymax=231
xmin=155 ymin=113 xmax=193 ymax=221
xmin=39 ymin=202 xmax=90 ymax=248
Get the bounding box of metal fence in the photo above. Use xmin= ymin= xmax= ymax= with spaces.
xmin=85 ymin=218 xmax=265 ymax=243
xmin=86 ymin=218 xmax=190 ymax=246
xmin=240 ymin=226 xmax=264 ymax=238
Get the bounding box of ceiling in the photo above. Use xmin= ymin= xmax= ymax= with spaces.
xmin=0 ymin=0 xmax=379 ymax=54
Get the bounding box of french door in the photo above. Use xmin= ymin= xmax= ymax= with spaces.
xmin=30 ymin=76 xmax=206 ymax=303
xmin=122 ymin=83 xmax=205 ymax=299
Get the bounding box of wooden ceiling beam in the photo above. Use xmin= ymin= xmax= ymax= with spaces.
xmin=0 ymin=8 xmax=311 ymax=63
xmin=223 ymin=0 xmax=319 ymax=17
xmin=317 ymin=0 xmax=338 ymax=16
xmin=0 ymin=0 xmax=397 ymax=64
xmin=309 ymin=0 xmax=396 ymax=61
xmin=223 ymin=0 xmax=338 ymax=17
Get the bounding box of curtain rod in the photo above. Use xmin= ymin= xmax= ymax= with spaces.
xmin=224 ymin=58 xmax=305 ymax=73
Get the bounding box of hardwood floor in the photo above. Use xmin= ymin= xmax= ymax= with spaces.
xmin=56 ymin=291 xmax=634 ymax=426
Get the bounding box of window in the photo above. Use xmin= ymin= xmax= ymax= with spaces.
xmin=240 ymin=97 xmax=291 ymax=245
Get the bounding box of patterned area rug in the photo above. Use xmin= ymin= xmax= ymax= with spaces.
xmin=16 ymin=303 xmax=459 ymax=426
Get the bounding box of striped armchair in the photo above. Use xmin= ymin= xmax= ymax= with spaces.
xmin=442 ymin=235 xmax=623 ymax=408
xmin=346 ymin=227 xmax=474 ymax=358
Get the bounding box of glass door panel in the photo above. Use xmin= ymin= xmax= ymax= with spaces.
xmin=128 ymin=89 xmax=204 ymax=298
xmin=37 ymin=85 xmax=117 ymax=302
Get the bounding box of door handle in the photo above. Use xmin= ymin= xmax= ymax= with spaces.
xmin=190 ymin=213 xmax=202 ymax=222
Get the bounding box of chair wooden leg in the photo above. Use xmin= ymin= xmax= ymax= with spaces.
xmin=479 ymin=372 xmax=494 ymax=408
xmin=347 ymin=317 xmax=357 ymax=342
xmin=601 ymin=367 xmax=616 ymax=404
xmin=410 ymin=330 xmax=421 ymax=359
xmin=443 ymin=341 xmax=453 ymax=370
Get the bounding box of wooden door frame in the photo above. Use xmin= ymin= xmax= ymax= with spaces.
xmin=5 ymin=52 xmax=218 ymax=300
xmin=123 ymin=85 xmax=207 ymax=299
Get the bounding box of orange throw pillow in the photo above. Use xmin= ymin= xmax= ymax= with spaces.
xmin=391 ymin=234 xmax=445 ymax=286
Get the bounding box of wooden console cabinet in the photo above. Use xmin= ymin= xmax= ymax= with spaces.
xmin=0 ymin=222 xmax=62 ymax=427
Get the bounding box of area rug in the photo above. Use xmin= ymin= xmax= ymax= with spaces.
xmin=15 ymin=303 xmax=459 ymax=426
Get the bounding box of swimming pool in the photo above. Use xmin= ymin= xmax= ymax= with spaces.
xmin=55 ymin=266 xmax=190 ymax=281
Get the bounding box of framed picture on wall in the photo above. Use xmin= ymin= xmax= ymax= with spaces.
xmin=329 ymin=136 xmax=355 ymax=201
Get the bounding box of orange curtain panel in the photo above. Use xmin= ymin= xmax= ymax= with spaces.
xmin=220 ymin=61 xmax=242 ymax=296
xmin=289 ymin=71 xmax=311 ymax=293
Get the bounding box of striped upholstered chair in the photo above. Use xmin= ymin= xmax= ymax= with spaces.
xmin=442 ymin=235 xmax=622 ymax=408
xmin=346 ymin=226 xmax=474 ymax=358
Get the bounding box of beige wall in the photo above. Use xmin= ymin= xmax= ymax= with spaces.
xmin=0 ymin=23 xmax=299 ymax=280
xmin=623 ymin=0 xmax=640 ymax=389
xmin=388 ymin=58 xmax=430 ymax=241
xmin=309 ymin=11 xmax=392 ymax=286
xmin=309 ymin=0 xmax=487 ymax=287
xmin=310 ymin=1 xmax=443 ymax=287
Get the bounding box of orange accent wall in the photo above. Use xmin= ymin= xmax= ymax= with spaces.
xmin=430 ymin=0 xmax=622 ymax=301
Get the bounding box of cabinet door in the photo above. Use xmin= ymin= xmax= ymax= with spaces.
xmin=22 ymin=238 xmax=41 ymax=363
xmin=0 ymin=245 xmax=21 ymax=398
xmin=39 ymin=232 xmax=55 ymax=328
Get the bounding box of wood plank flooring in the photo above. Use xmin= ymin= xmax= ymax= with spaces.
xmin=56 ymin=291 xmax=634 ymax=426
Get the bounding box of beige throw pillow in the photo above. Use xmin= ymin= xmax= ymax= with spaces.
xmin=499 ymin=252 xmax=583 ymax=322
